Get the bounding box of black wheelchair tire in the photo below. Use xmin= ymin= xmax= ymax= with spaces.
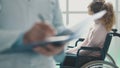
xmin=81 ymin=60 xmax=118 ymax=68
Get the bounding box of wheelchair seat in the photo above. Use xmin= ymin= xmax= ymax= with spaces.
xmin=60 ymin=32 xmax=118 ymax=68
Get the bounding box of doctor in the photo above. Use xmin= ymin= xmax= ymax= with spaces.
xmin=0 ymin=0 xmax=65 ymax=68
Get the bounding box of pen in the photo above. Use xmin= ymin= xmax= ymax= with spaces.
xmin=38 ymin=14 xmax=45 ymax=22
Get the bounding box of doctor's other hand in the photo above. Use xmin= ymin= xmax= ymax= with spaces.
xmin=24 ymin=22 xmax=64 ymax=56
xmin=33 ymin=44 xmax=64 ymax=56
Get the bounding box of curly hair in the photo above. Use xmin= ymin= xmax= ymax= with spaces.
xmin=88 ymin=1 xmax=115 ymax=31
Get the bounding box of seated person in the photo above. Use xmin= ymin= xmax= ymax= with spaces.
xmin=67 ymin=0 xmax=115 ymax=57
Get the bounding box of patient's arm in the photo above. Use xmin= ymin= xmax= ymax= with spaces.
xmin=66 ymin=28 xmax=91 ymax=54
xmin=80 ymin=25 xmax=107 ymax=56
xmin=77 ymin=27 xmax=92 ymax=48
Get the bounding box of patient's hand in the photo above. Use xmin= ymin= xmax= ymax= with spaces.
xmin=66 ymin=47 xmax=79 ymax=54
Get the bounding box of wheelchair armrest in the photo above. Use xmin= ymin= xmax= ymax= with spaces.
xmin=77 ymin=47 xmax=102 ymax=56
xmin=68 ymin=46 xmax=75 ymax=48
xmin=75 ymin=38 xmax=85 ymax=47
xmin=80 ymin=47 xmax=101 ymax=51
xmin=78 ymin=38 xmax=85 ymax=41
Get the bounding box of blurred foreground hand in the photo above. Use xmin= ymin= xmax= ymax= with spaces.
xmin=24 ymin=22 xmax=64 ymax=56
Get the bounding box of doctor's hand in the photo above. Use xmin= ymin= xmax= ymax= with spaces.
xmin=33 ymin=44 xmax=64 ymax=56
xmin=24 ymin=22 xmax=65 ymax=56
xmin=24 ymin=22 xmax=55 ymax=43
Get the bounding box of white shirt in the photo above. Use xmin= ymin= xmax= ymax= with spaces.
xmin=0 ymin=0 xmax=64 ymax=30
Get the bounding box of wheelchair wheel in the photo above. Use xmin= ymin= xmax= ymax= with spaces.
xmin=81 ymin=60 xmax=118 ymax=68
xmin=106 ymin=53 xmax=116 ymax=65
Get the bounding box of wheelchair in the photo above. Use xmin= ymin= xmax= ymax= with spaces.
xmin=60 ymin=29 xmax=120 ymax=68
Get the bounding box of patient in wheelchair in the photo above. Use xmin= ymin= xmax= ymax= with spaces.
xmin=67 ymin=0 xmax=115 ymax=57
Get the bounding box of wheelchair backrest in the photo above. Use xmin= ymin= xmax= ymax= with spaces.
xmin=101 ymin=33 xmax=113 ymax=60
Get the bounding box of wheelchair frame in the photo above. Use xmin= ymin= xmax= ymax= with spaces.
xmin=60 ymin=29 xmax=120 ymax=68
